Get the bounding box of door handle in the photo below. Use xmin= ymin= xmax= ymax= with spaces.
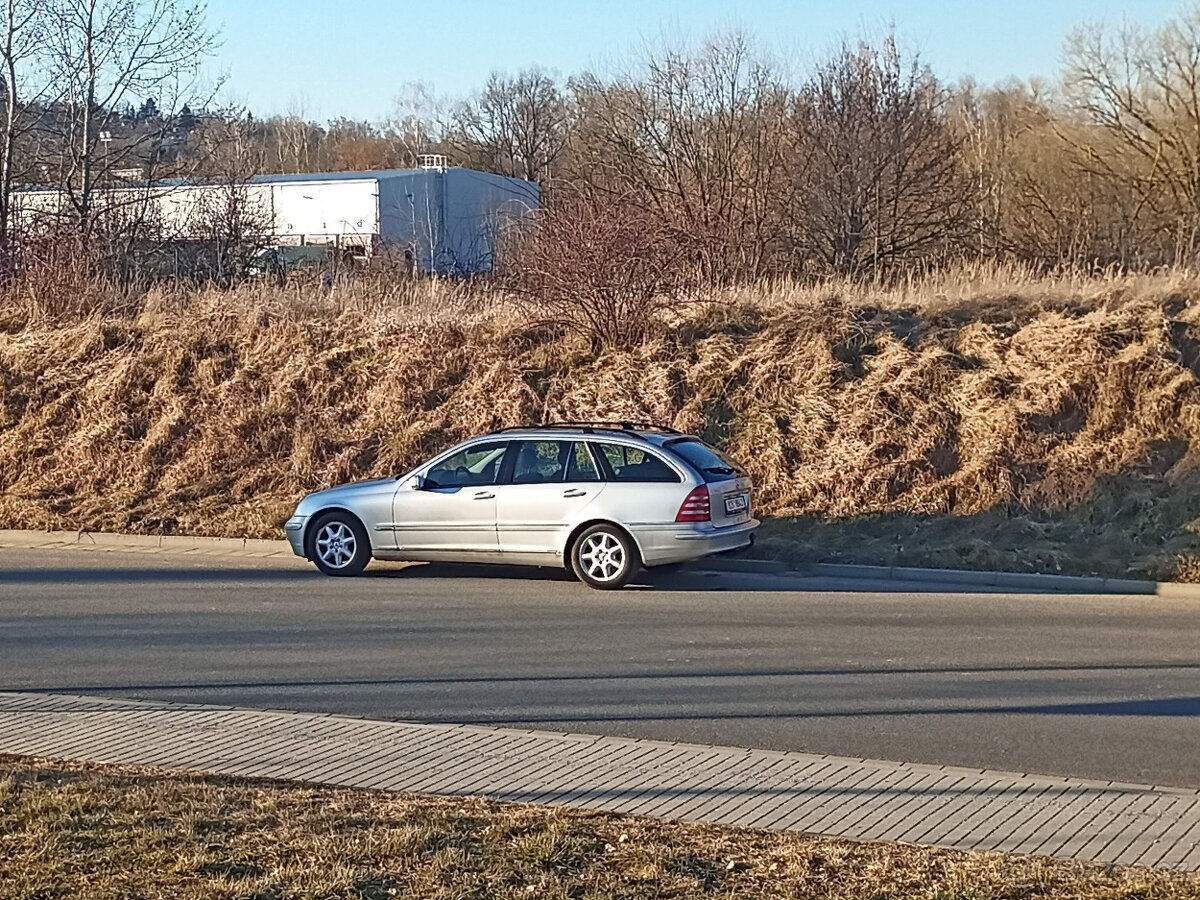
xmin=474 ymin=491 xmax=495 ymax=500
xmin=563 ymin=489 xmax=587 ymax=498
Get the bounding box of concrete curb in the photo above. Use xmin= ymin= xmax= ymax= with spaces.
xmin=809 ymin=562 xmax=1159 ymax=595
xmin=703 ymin=555 xmax=1200 ymax=598
xmin=0 ymin=529 xmax=291 ymax=558
xmin=3 ymin=529 xmax=1198 ymax=598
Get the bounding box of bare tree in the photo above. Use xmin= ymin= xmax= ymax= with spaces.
xmin=501 ymin=191 xmax=697 ymax=350
xmin=176 ymin=109 xmax=270 ymax=282
xmin=792 ymin=35 xmax=971 ymax=276
xmin=10 ymin=10 xmax=1200 ymax=285
xmin=568 ymin=33 xmax=795 ymax=280
xmin=321 ymin=117 xmax=398 ymax=170
xmin=384 ymin=81 xmax=446 ymax=168
xmin=950 ymin=79 xmax=1059 ymax=262
xmin=42 ymin=0 xmax=216 ymax=244
xmin=1063 ymin=8 xmax=1200 ymax=265
xmin=948 ymin=78 xmax=1147 ymax=269
xmin=189 ymin=108 xmax=265 ymax=177
xmin=450 ymin=68 xmax=569 ymax=182
xmin=186 ymin=178 xmax=271 ymax=284
xmin=0 ymin=0 xmax=51 ymax=265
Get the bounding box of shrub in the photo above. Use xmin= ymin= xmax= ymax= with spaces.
xmin=500 ymin=192 xmax=698 ymax=350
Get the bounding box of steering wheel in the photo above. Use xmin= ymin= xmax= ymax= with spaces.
xmin=454 ymin=466 xmax=471 ymax=485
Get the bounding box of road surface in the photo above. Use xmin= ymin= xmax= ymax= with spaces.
xmin=2 ymin=547 xmax=1197 ymax=787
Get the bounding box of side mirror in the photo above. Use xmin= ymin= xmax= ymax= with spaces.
xmin=407 ymin=474 xmax=426 ymax=491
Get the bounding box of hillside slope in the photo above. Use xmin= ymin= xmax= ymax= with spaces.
xmin=2 ymin=276 xmax=1199 ymax=579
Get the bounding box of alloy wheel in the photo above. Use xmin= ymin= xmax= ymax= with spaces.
xmin=315 ymin=521 xmax=357 ymax=569
xmin=579 ymin=531 xmax=626 ymax=583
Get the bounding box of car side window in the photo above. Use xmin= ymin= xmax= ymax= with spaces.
xmin=510 ymin=440 xmax=570 ymax=484
xmin=590 ymin=442 xmax=681 ymax=483
xmin=426 ymin=441 xmax=509 ymax=489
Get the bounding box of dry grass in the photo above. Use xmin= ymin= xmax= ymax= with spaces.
xmin=2 ymin=266 xmax=1200 ymax=579
xmin=2 ymin=756 xmax=1198 ymax=900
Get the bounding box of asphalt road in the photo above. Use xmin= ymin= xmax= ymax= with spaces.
xmin=2 ymin=547 xmax=1198 ymax=787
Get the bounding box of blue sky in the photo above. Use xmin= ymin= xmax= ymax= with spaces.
xmin=204 ymin=0 xmax=1179 ymax=121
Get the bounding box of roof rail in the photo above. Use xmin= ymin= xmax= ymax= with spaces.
xmin=550 ymin=420 xmax=681 ymax=434
xmin=492 ymin=421 xmax=682 ymax=438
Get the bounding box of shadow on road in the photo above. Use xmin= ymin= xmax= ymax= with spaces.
xmin=453 ymin=696 xmax=1200 ymax=723
xmin=12 ymin=682 xmax=1200 ymax=721
xmin=20 ymin=658 xmax=1200 ymax=720
xmin=365 ymin=561 xmax=1062 ymax=594
xmin=26 ymin=660 xmax=1200 ymax=689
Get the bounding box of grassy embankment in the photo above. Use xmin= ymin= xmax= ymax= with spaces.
xmin=3 ymin=757 xmax=1198 ymax=899
xmin=2 ymin=266 xmax=1200 ymax=579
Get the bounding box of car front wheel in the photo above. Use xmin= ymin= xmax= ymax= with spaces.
xmin=307 ymin=512 xmax=371 ymax=576
xmin=571 ymin=524 xmax=640 ymax=590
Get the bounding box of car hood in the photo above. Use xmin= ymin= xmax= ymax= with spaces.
xmin=293 ymin=478 xmax=397 ymax=516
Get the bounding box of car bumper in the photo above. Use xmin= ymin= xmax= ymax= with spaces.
xmin=633 ymin=518 xmax=759 ymax=566
xmin=285 ymin=516 xmax=307 ymax=558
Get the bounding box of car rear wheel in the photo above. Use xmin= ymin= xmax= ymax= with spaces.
xmin=307 ymin=512 xmax=371 ymax=576
xmin=571 ymin=524 xmax=640 ymax=590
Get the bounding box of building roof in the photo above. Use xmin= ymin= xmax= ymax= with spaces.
xmin=17 ymin=167 xmax=537 ymax=193
xmin=245 ymin=168 xmax=426 ymax=184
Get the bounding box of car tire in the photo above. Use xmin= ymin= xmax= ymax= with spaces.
xmin=306 ymin=511 xmax=371 ymax=576
xmin=570 ymin=523 xmax=640 ymax=590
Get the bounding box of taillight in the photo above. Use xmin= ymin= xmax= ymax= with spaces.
xmin=676 ymin=486 xmax=711 ymax=522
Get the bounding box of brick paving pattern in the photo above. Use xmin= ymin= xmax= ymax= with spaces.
xmin=1 ymin=691 xmax=1196 ymax=871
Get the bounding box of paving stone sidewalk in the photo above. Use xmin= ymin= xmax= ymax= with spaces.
xmin=1 ymin=692 xmax=1197 ymax=871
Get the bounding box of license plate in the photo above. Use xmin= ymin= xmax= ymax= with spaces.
xmin=724 ymin=493 xmax=749 ymax=514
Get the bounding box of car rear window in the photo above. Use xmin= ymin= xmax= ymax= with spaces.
xmin=665 ymin=439 xmax=742 ymax=483
xmin=590 ymin=442 xmax=681 ymax=483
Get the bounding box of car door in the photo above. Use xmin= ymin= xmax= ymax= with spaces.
xmin=495 ymin=440 xmax=605 ymax=561
xmin=390 ymin=440 xmax=510 ymax=558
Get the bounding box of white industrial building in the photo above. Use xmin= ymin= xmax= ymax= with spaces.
xmin=15 ymin=160 xmax=539 ymax=275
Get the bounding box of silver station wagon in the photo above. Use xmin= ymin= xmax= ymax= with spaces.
xmin=285 ymin=422 xmax=759 ymax=589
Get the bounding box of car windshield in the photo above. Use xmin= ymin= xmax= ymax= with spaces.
xmin=665 ymin=439 xmax=742 ymax=482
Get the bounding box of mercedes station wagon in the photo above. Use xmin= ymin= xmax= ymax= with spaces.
xmin=285 ymin=423 xmax=759 ymax=589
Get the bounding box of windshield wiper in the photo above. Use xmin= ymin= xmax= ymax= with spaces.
xmin=703 ymin=466 xmax=736 ymax=475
